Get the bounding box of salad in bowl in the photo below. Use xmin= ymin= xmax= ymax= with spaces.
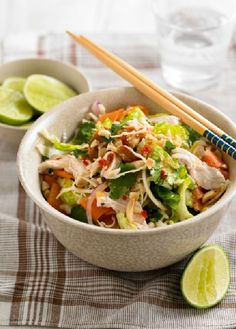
xmin=38 ymin=102 xmax=229 ymax=230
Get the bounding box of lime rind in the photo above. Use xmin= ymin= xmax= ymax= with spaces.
xmin=23 ymin=74 xmax=76 ymax=113
xmin=2 ymin=77 xmax=26 ymax=93
xmin=181 ymin=244 xmax=230 ymax=309
xmin=0 ymin=74 xmax=78 ymax=127
xmin=17 ymin=120 xmax=34 ymax=129
xmin=0 ymin=87 xmax=34 ymax=125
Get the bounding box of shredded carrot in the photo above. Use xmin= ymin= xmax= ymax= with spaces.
xmin=47 ymin=182 xmax=62 ymax=210
xmin=202 ymin=149 xmax=223 ymax=169
xmin=98 ymin=108 xmax=125 ymax=122
xmin=192 ymin=187 xmax=204 ymax=200
xmin=192 ymin=187 xmax=204 ymax=211
xmin=54 ymin=169 xmax=73 ymax=180
xmin=80 ymin=197 xmax=115 ymax=221
xmin=42 ymin=174 xmax=57 ymax=187
xmin=98 ymin=105 xmax=149 ymax=123
xmin=80 ymin=197 xmax=88 ymax=209
xmin=99 ymin=214 xmax=119 ymax=228
xmin=137 ymin=105 xmax=149 ymax=115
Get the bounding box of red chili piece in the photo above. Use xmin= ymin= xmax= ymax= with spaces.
xmin=160 ymin=169 xmax=167 ymax=179
xmin=99 ymin=158 xmax=108 ymax=167
xmin=83 ymin=159 xmax=90 ymax=166
xmin=141 ymin=210 xmax=148 ymax=219
xmin=141 ymin=145 xmax=152 ymax=156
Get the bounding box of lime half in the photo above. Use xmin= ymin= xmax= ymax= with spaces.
xmin=181 ymin=244 xmax=230 ymax=309
xmin=0 ymin=87 xmax=33 ymax=125
xmin=2 ymin=77 xmax=26 ymax=93
xmin=24 ymin=74 xmax=76 ymax=113
xmin=18 ymin=120 xmax=34 ymax=129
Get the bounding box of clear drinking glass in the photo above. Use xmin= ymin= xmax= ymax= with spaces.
xmin=153 ymin=0 xmax=236 ymax=91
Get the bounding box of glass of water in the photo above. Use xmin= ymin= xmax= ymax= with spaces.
xmin=153 ymin=0 xmax=236 ymax=91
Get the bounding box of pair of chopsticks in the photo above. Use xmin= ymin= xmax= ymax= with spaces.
xmin=67 ymin=31 xmax=236 ymax=160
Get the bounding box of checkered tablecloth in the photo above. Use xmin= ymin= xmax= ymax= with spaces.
xmin=0 ymin=33 xmax=236 ymax=329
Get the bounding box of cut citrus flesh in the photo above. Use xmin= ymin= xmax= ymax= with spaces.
xmin=181 ymin=244 xmax=230 ymax=309
xmin=2 ymin=77 xmax=26 ymax=93
xmin=0 ymin=87 xmax=34 ymax=125
xmin=24 ymin=74 xmax=76 ymax=113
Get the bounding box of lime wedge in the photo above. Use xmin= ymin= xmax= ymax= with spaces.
xmin=24 ymin=74 xmax=77 ymax=113
xmin=18 ymin=121 xmax=34 ymax=129
xmin=0 ymin=87 xmax=33 ymax=125
xmin=181 ymin=244 xmax=230 ymax=309
xmin=2 ymin=77 xmax=26 ymax=93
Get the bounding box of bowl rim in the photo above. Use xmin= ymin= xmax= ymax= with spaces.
xmin=17 ymin=86 xmax=236 ymax=236
xmin=0 ymin=56 xmax=91 ymax=131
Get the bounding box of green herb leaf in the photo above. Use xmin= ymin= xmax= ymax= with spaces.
xmin=150 ymin=163 xmax=164 ymax=186
xmin=71 ymin=205 xmax=87 ymax=223
xmin=110 ymin=123 xmax=124 ymax=135
xmin=177 ymin=165 xmax=188 ymax=179
xmin=41 ymin=155 xmax=49 ymax=161
xmin=165 ymin=140 xmax=176 ymax=152
xmin=120 ymin=163 xmax=135 ymax=172
xmin=183 ymin=124 xmax=200 ymax=146
xmin=151 ymin=184 xmax=180 ymax=210
xmin=151 ymin=145 xmax=178 ymax=168
xmin=72 ymin=121 xmax=95 ymax=144
xmin=145 ymin=205 xmax=162 ymax=224
xmin=109 ymin=165 xmax=137 ymax=200
xmin=72 ymin=149 xmax=88 ymax=158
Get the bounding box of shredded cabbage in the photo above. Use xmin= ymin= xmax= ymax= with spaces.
xmin=116 ymin=212 xmax=137 ymax=229
xmin=52 ymin=139 xmax=88 ymax=152
xmin=57 ymin=178 xmax=78 ymax=206
xmin=171 ymin=177 xmax=193 ymax=222
xmin=122 ymin=106 xmax=145 ymax=123
xmin=153 ymin=122 xmax=189 ymax=147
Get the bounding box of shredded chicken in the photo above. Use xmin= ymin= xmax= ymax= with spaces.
xmin=96 ymin=192 xmax=142 ymax=214
xmin=39 ymin=155 xmax=89 ymax=186
xmin=100 ymin=152 xmax=122 ymax=179
xmin=111 ymin=128 xmax=148 ymax=138
xmin=202 ymin=185 xmax=226 ymax=206
xmin=149 ymin=115 xmax=180 ymax=125
xmin=126 ymin=118 xmax=152 ymax=129
xmin=172 ymin=148 xmax=227 ymax=190
xmin=98 ymin=128 xmax=111 ymax=139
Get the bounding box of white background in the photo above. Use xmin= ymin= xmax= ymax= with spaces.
xmin=0 ymin=0 xmax=156 ymax=39
xmin=1 ymin=0 xmax=235 ymax=42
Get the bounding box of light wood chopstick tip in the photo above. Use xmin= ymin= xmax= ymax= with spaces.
xmin=66 ymin=30 xmax=83 ymax=43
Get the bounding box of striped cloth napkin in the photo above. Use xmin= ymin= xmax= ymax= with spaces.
xmin=1 ymin=33 xmax=236 ymax=329
xmin=1 ymin=194 xmax=236 ymax=329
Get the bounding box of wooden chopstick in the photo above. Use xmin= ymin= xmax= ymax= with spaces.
xmin=67 ymin=31 xmax=236 ymax=160
xmin=79 ymin=35 xmax=236 ymax=149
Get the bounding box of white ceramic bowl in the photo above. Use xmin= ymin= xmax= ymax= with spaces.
xmin=17 ymin=87 xmax=236 ymax=272
xmin=0 ymin=58 xmax=90 ymax=145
